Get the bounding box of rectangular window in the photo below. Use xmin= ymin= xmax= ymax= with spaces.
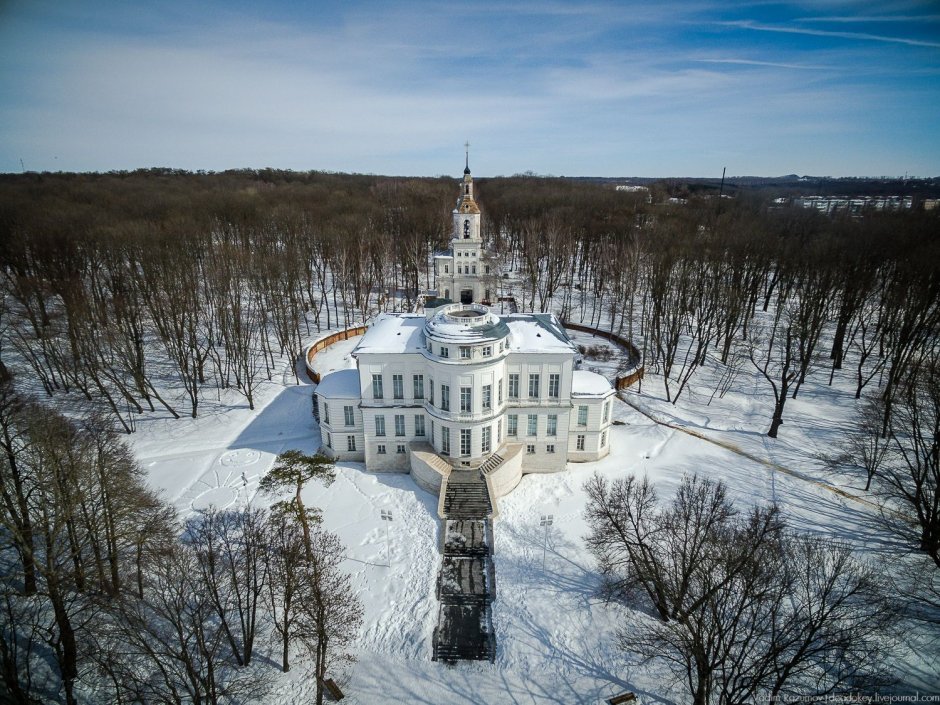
xmin=509 ymin=374 xmax=519 ymax=399
xmin=460 ymin=428 xmax=471 ymax=456
xmin=372 ymin=374 xmax=383 ymax=399
xmin=482 ymin=345 xmax=492 ymax=357
xmin=549 ymin=373 xmax=560 ymax=398
xmin=326 ymin=432 xmax=332 ymax=448
xmin=528 ymin=374 xmax=540 ymax=399
xmin=440 ymin=346 xmax=449 ymax=358
xmin=441 ymin=426 xmax=450 ymax=454
xmin=457 ymin=265 xmax=462 ymax=274
xmin=415 ymin=415 xmax=425 ymax=437
xmin=322 ymin=401 xmax=330 ymax=424
xmin=547 ymin=444 xmax=555 ymax=454
xmin=471 ymin=265 xmax=477 ymax=274
xmin=375 ymin=415 xmax=386 ymax=437
xmin=377 ymin=444 xmax=386 ymax=454
xmin=578 ymin=405 xmax=588 ymax=426
xmin=397 ymin=444 xmax=406 ymax=454
xmin=527 ymin=414 xmax=537 ymax=436
xmin=347 ymin=435 xmax=357 ymax=451
xmin=482 ymin=426 xmax=491 ymax=453
xmin=460 ymin=346 xmax=471 ymax=359
xmin=497 ymin=419 xmax=502 ymax=442
xmin=394 ymin=414 xmax=405 ymax=437
xmin=429 ymin=379 xmax=434 ymax=407
xmin=547 ymin=414 xmax=557 ymax=436
xmin=413 ymin=375 xmax=424 ymax=400
xmin=460 ymin=387 xmax=472 ymax=413
xmin=431 ymin=420 xmax=435 ymax=444
xmin=444 ymin=264 xmax=449 ymax=273
xmin=344 ymin=405 xmax=354 ymax=426
xmin=441 ymin=385 xmax=450 ymax=411
xmin=577 ymin=434 xmax=585 ymax=451
xmin=498 ymin=379 xmax=503 ymax=403
xmin=508 ymin=414 xmax=518 ymax=436
xmin=526 ymin=444 xmax=536 ymax=455
xmin=603 ymin=401 xmax=610 ymax=423
xmin=482 ymin=384 xmax=492 ymax=410
xmin=601 ymin=431 xmax=607 ymax=448
xmin=392 ymin=374 xmax=404 ymax=400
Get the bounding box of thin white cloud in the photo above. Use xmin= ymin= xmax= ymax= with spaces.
xmin=719 ymin=19 xmax=940 ymax=48
xmin=694 ymin=58 xmax=831 ymax=70
xmin=795 ymin=15 xmax=940 ymax=23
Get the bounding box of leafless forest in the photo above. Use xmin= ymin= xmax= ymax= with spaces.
xmin=0 ymin=169 xmax=937 ymax=703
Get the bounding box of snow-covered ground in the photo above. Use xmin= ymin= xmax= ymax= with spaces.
xmin=128 ymin=325 xmax=939 ymax=704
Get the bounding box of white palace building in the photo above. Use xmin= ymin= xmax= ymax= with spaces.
xmin=313 ymin=159 xmax=614 ymax=499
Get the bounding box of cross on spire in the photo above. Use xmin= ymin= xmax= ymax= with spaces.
xmin=464 ymin=140 xmax=471 ymax=175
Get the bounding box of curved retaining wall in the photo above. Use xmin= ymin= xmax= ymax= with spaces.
xmin=305 ymin=325 xmax=368 ymax=383
xmin=562 ymin=320 xmax=645 ymax=390
xmin=485 ymin=443 xmax=524 ymax=498
xmin=410 ymin=445 xmax=451 ymax=495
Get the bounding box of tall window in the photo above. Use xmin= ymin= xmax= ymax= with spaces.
xmin=460 ymin=387 xmax=472 ymax=413
xmin=344 ymin=405 xmax=354 ymax=426
xmin=326 ymin=432 xmax=332 ymax=448
xmin=392 ymin=374 xmax=403 ymax=400
xmin=549 ymin=373 xmax=560 ymax=398
xmin=460 ymin=428 xmax=471 ymax=456
xmin=460 ymin=346 xmax=471 ymax=359
xmin=603 ymin=400 xmax=610 ymax=423
xmin=482 ymin=426 xmax=491 ymax=453
xmin=429 ymin=379 xmax=434 ymax=406
xmin=482 ymin=384 xmax=492 ymax=410
xmin=576 ymin=434 xmax=585 ymax=451
xmin=322 ymin=402 xmax=330 ymax=424
xmin=547 ymin=414 xmax=557 ymax=436
xmin=372 ymin=374 xmax=383 ymax=399
xmin=508 ymin=414 xmax=518 ymax=436
xmin=441 ymin=385 xmax=450 ymax=411
xmin=442 ymin=427 xmax=450 ymax=454
xmin=578 ymin=405 xmax=588 ymax=426
xmin=347 ymin=435 xmax=357 ymax=451
xmin=375 ymin=415 xmax=386 ymax=437
xmin=508 ymin=374 xmax=519 ymax=399
xmin=528 ymin=374 xmax=540 ymax=399
xmin=415 ymin=415 xmax=425 ymax=437
xmin=527 ymin=414 xmax=537 ymax=436
xmin=498 ymin=379 xmax=503 ymax=403
xmin=394 ymin=414 xmax=405 ymax=437
xmin=413 ymin=374 xmax=424 ymax=400
xmin=497 ymin=419 xmax=502 ymax=442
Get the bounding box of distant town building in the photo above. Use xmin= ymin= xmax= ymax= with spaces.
xmin=793 ymin=195 xmax=913 ymax=215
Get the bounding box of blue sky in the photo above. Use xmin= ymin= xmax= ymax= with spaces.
xmin=1 ymin=0 xmax=938 ymax=176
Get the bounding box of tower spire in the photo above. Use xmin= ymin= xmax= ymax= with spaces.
xmin=464 ymin=140 xmax=470 ymax=174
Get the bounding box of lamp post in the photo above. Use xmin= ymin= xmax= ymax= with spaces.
xmin=539 ymin=514 xmax=554 ymax=571
xmin=380 ymin=510 xmax=393 ymax=567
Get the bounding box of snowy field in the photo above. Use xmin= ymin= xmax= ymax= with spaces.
xmin=128 ymin=325 xmax=939 ymax=704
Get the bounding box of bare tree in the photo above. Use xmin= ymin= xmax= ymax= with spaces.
xmin=295 ymin=527 xmax=363 ymax=705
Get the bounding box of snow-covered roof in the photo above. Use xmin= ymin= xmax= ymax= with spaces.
xmin=571 ymin=370 xmax=614 ymax=397
xmin=425 ymin=305 xmax=509 ymax=343
xmin=314 ymin=369 xmax=361 ymax=399
xmin=353 ymin=314 xmax=427 ymax=355
xmin=505 ymin=314 xmax=579 ymax=354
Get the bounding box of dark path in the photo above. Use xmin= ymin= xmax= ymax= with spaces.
xmin=432 ymin=472 xmax=497 ymax=662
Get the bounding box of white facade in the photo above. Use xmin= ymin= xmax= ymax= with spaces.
xmin=314 ymin=163 xmax=615 ymax=497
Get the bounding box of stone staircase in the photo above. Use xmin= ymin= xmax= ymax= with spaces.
xmin=432 ymin=469 xmax=497 ymax=663
xmin=478 ymin=452 xmax=505 ymax=475
xmin=442 ymin=470 xmax=493 ymax=518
